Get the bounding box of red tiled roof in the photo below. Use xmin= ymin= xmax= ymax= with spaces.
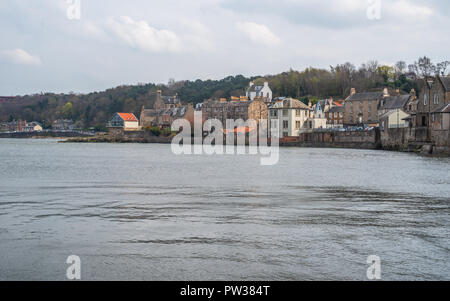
xmin=117 ymin=113 xmax=138 ymax=122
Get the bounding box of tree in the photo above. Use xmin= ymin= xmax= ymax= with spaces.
xmin=62 ymin=102 xmax=73 ymax=119
xmin=413 ymin=56 xmax=436 ymax=77
xmin=436 ymin=61 xmax=450 ymax=76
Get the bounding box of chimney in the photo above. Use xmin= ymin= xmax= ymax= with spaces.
xmin=350 ymin=88 xmax=356 ymax=95
xmin=264 ymin=81 xmax=269 ymax=87
xmin=395 ymin=89 xmax=400 ymax=96
xmin=308 ymin=100 xmax=312 ymax=108
xmin=383 ymin=88 xmax=389 ymax=97
xmin=249 ymin=81 xmax=254 ymax=87
xmin=410 ymin=89 xmax=416 ymax=98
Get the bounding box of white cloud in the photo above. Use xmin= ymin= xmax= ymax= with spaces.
xmin=106 ymin=16 xmax=181 ymax=53
xmin=236 ymin=22 xmax=281 ymax=46
xmin=390 ymin=0 xmax=433 ymax=20
xmin=1 ymin=49 xmax=41 ymax=66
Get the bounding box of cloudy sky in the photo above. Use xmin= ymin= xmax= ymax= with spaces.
xmin=1 ymin=0 xmax=449 ymax=95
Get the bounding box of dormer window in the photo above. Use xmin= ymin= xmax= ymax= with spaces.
xmin=424 ymin=93 xmax=427 ymax=105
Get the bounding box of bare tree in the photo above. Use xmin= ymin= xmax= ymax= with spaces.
xmin=435 ymin=61 xmax=450 ymax=76
xmin=414 ymin=56 xmax=436 ymax=77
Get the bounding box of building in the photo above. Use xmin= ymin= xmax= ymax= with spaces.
xmin=414 ymin=76 xmax=450 ymax=131
xmin=22 ymin=122 xmax=43 ymax=132
xmin=52 ymin=119 xmax=74 ymax=131
xmin=140 ymin=90 xmax=194 ymax=128
xmin=378 ymin=89 xmax=417 ymax=131
xmin=327 ymin=103 xmax=345 ymax=127
xmin=202 ymin=97 xmax=268 ymax=127
xmin=343 ymin=88 xmax=389 ymax=127
xmin=246 ymin=81 xmax=272 ymax=103
xmin=268 ymin=98 xmax=317 ymax=138
xmin=109 ymin=113 xmax=140 ymax=130
xmin=314 ymin=98 xmax=345 ymax=128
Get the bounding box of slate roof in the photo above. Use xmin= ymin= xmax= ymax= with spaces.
xmin=439 ymin=76 xmax=450 ymax=92
xmin=432 ymin=103 xmax=450 ymax=113
xmin=247 ymin=85 xmax=264 ymax=93
xmin=346 ymin=92 xmax=383 ymax=101
xmin=270 ymin=98 xmax=310 ymax=109
xmin=328 ymin=106 xmax=345 ymax=113
xmin=380 ymin=95 xmax=411 ymax=110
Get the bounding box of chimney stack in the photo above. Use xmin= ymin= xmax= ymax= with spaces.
xmin=395 ymin=89 xmax=400 ymax=96
xmin=383 ymin=88 xmax=389 ymax=97
xmin=249 ymin=81 xmax=254 ymax=87
xmin=264 ymin=81 xmax=269 ymax=87
xmin=350 ymin=88 xmax=356 ymax=95
xmin=410 ymin=89 xmax=416 ymax=98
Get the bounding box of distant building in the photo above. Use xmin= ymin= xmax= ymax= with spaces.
xmin=268 ymin=98 xmax=323 ymax=138
xmin=378 ymin=89 xmax=417 ymax=131
xmin=202 ymin=96 xmax=268 ymax=127
xmin=52 ymin=119 xmax=74 ymax=131
xmin=140 ymin=90 xmax=194 ymax=128
xmin=23 ymin=122 xmax=43 ymax=132
xmin=414 ymin=76 xmax=450 ymax=131
xmin=108 ymin=113 xmax=140 ymax=131
xmin=246 ymin=81 xmax=272 ymax=103
xmin=343 ymin=88 xmax=389 ymax=127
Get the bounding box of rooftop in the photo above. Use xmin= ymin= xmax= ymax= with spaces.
xmin=117 ymin=113 xmax=138 ymax=122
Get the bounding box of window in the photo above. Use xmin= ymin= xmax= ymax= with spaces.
xmin=432 ymin=114 xmax=435 ymax=122
xmin=283 ymin=132 xmax=288 ymax=137
xmin=283 ymin=110 xmax=288 ymax=117
xmin=295 ymin=121 xmax=301 ymax=129
xmin=434 ymin=93 xmax=439 ymax=104
xmin=295 ymin=109 xmax=301 ymax=117
xmin=283 ymin=120 xmax=288 ymax=129
xmin=368 ymin=106 xmax=371 ymax=113
xmin=424 ymin=93 xmax=427 ymax=105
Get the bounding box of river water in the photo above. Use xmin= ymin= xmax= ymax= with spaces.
xmin=0 ymin=138 xmax=449 ymax=280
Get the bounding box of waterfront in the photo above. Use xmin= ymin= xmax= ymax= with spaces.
xmin=0 ymin=139 xmax=449 ymax=280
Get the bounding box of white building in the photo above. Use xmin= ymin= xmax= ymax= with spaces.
xmin=268 ymin=98 xmax=314 ymax=138
xmin=246 ymin=81 xmax=272 ymax=102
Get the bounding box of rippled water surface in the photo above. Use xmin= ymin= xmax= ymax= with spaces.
xmin=0 ymin=139 xmax=449 ymax=280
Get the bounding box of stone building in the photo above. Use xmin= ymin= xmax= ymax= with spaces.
xmin=343 ymin=88 xmax=389 ymax=127
xmin=201 ymin=97 xmax=268 ymax=127
xmin=314 ymin=98 xmax=345 ymax=128
xmin=414 ymin=76 xmax=450 ymax=131
xmin=140 ymin=90 xmax=194 ymax=128
xmin=378 ymin=89 xmax=416 ymax=131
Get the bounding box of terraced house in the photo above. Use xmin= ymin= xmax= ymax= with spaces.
xmin=343 ymin=88 xmax=389 ymax=127
xmin=201 ymin=96 xmax=268 ymax=127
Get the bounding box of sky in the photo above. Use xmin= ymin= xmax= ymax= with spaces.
xmin=0 ymin=0 xmax=449 ymax=96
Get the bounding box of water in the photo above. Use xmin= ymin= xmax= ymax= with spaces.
xmin=0 ymin=138 xmax=449 ymax=280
